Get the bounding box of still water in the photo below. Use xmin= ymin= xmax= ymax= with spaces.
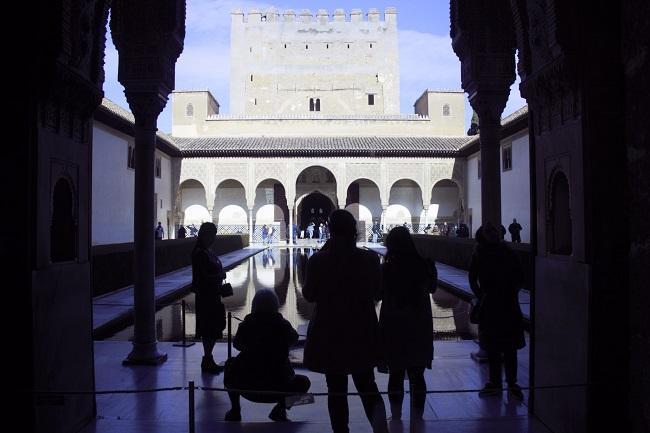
xmin=104 ymin=247 xmax=477 ymax=342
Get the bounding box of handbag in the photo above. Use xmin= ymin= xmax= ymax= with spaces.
xmin=220 ymin=282 xmax=233 ymax=298
xmin=469 ymin=296 xmax=484 ymax=324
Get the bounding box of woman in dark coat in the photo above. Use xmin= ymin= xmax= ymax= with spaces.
xmin=378 ymin=226 xmax=437 ymax=421
xmin=224 ymin=289 xmax=311 ymax=422
xmin=192 ymin=222 xmax=226 ymax=373
xmin=303 ymin=209 xmax=388 ymax=433
xmin=469 ymin=222 xmax=526 ymax=398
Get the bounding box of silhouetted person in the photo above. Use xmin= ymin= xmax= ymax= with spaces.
xmin=177 ymin=225 xmax=187 ymax=238
xmin=508 ymin=218 xmax=522 ymax=243
xmin=378 ymin=226 xmax=437 ymax=423
xmin=155 ymin=221 xmax=164 ymax=239
xmin=262 ymin=224 xmax=269 ymax=244
xmin=191 ymin=222 xmax=226 ymax=374
xmin=500 ymin=224 xmax=507 ymax=240
xmin=303 ymin=210 xmax=388 ymax=433
xmin=224 ymin=289 xmax=311 ymax=422
xmin=468 ymin=222 xmax=525 ymax=399
xmin=456 ymin=222 xmax=470 ymax=238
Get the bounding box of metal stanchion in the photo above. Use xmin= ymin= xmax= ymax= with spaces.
xmin=227 ymin=312 xmax=232 ymax=360
xmin=188 ymin=381 xmax=195 ymax=433
xmin=174 ymin=300 xmax=195 ymax=347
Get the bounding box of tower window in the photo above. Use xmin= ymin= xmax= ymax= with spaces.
xmin=186 ymin=103 xmax=194 ymax=117
xmin=477 ymin=158 xmax=481 ymax=179
xmin=250 ymin=74 xmax=253 ymax=82
xmin=284 ymin=43 xmax=287 ymax=48
xmin=326 ymin=43 xmax=329 ymax=49
xmin=309 ymin=98 xmax=321 ymax=112
xmin=368 ymin=94 xmax=375 ymax=105
xmin=306 ymin=44 xmax=309 ymax=49
xmin=370 ymin=43 xmax=373 ymax=48
xmin=347 ymin=43 xmax=350 ymax=49
xmin=443 ymin=104 xmax=450 ymax=116
xmin=155 ymin=157 xmax=162 ymax=178
xmin=502 ymin=145 xmax=513 ymax=171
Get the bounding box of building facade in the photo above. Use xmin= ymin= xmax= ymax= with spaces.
xmin=92 ymin=7 xmax=532 ymax=245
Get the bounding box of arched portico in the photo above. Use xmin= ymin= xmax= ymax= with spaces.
xmin=388 ymin=179 xmax=424 ymax=232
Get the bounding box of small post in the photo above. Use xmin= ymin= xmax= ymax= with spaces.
xmin=227 ymin=312 xmax=232 ymax=360
xmin=188 ymin=381 xmax=195 ymax=433
xmin=174 ymin=300 xmax=195 ymax=347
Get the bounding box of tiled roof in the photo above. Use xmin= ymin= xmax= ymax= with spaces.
xmin=175 ymin=136 xmax=472 ymax=157
xmin=97 ymin=98 xmax=179 ymax=150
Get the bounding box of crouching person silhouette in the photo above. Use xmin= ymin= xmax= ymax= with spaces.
xmin=224 ymin=289 xmax=311 ymax=422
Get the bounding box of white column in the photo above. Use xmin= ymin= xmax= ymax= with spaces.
xmin=248 ymin=208 xmax=254 ymax=244
xmin=288 ymin=207 xmax=294 ymax=246
xmin=380 ymin=205 xmax=387 ymax=232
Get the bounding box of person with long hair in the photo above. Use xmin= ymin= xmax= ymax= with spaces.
xmin=469 ymin=222 xmax=525 ymax=399
xmin=191 ymin=222 xmax=226 ymax=373
xmin=378 ymin=226 xmax=437 ymax=424
xmin=303 ymin=209 xmax=389 ymax=433
xmin=224 ymin=289 xmax=311 ymax=422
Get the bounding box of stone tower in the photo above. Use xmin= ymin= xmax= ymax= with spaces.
xmin=229 ymin=7 xmax=400 ymax=115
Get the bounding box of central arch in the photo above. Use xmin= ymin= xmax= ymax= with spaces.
xmin=295 ymin=192 xmax=335 ymax=239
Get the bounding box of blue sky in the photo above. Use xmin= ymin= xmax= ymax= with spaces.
xmin=103 ymin=0 xmax=525 ymax=133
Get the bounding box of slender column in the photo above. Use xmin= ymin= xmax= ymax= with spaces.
xmin=380 ymin=205 xmax=388 ymax=232
xmin=248 ymin=208 xmax=254 ymax=244
xmin=478 ymin=117 xmax=502 ymax=226
xmin=288 ymin=207 xmax=294 ymax=245
xmin=124 ymin=102 xmax=166 ymax=365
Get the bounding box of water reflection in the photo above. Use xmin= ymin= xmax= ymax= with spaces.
xmin=104 ymin=247 xmax=476 ymax=342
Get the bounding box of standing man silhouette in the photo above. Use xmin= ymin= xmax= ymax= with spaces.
xmin=303 ymin=210 xmax=388 ymax=433
xmin=155 ymin=221 xmax=164 ymax=240
xmin=508 ymin=218 xmax=523 ymax=243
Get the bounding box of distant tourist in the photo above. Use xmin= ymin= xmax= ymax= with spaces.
xmin=261 ymin=225 xmax=269 ymax=244
xmin=371 ymin=221 xmax=381 ymax=243
xmin=177 ymin=225 xmax=187 ymax=239
xmin=307 ymin=222 xmax=314 ymax=239
xmin=378 ymin=226 xmax=437 ymax=423
xmin=423 ymin=223 xmax=432 ymax=234
xmin=154 ymin=221 xmax=164 ymax=239
xmin=191 ymin=222 xmax=227 ymax=374
xmin=468 ymin=222 xmax=525 ymax=399
xmin=456 ymin=222 xmax=470 ymax=238
xmin=508 ymin=218 xmax=523 ymax=243
xmin=268 ymin=225 xmax=274 ymax=244
xmin=224 ymin=289 xmax=311 ymax=422
xmin=303 ymin=210 xmax=389 ymax=433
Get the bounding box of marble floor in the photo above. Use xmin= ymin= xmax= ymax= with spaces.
xmin=81 ymin=340 xmax=551 ymax=433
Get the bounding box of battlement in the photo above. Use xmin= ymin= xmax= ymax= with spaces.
xmin=231 ymin=7 xmax=397 ymax=25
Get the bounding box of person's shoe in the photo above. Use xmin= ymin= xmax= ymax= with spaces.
xmin=508 ymin=383 xmax=524 ymax=400
xmin=268 ymin=404 xmax=289 ymax=422
xmin=201 ymin=356 xmax=223 ymax=374
xmin=224 ymin=409 xmax=241 ymax=422
xmin=478 ymin=382 xmax=502 ymax=397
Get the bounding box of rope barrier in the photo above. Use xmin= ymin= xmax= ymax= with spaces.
xmin=28 ymin=381 xmax=594 ymax=397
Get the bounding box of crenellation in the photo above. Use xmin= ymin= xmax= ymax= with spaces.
xmin=266 ymin=7 xmax=279 ymax=22
xmin=317 ymin=9 xmax=329 ymax=25
xmin=248 ymin=8 xmax=262 ymax=22
xmin=299 ymin=9 xmax=312 ymax=23
xmin=368 ymin=8 xmax=380 ymax=22
xmin=234 ymin=8 xmax=398 ymax=24
xmin=350 ymin=9 xmax=363 ymax=23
